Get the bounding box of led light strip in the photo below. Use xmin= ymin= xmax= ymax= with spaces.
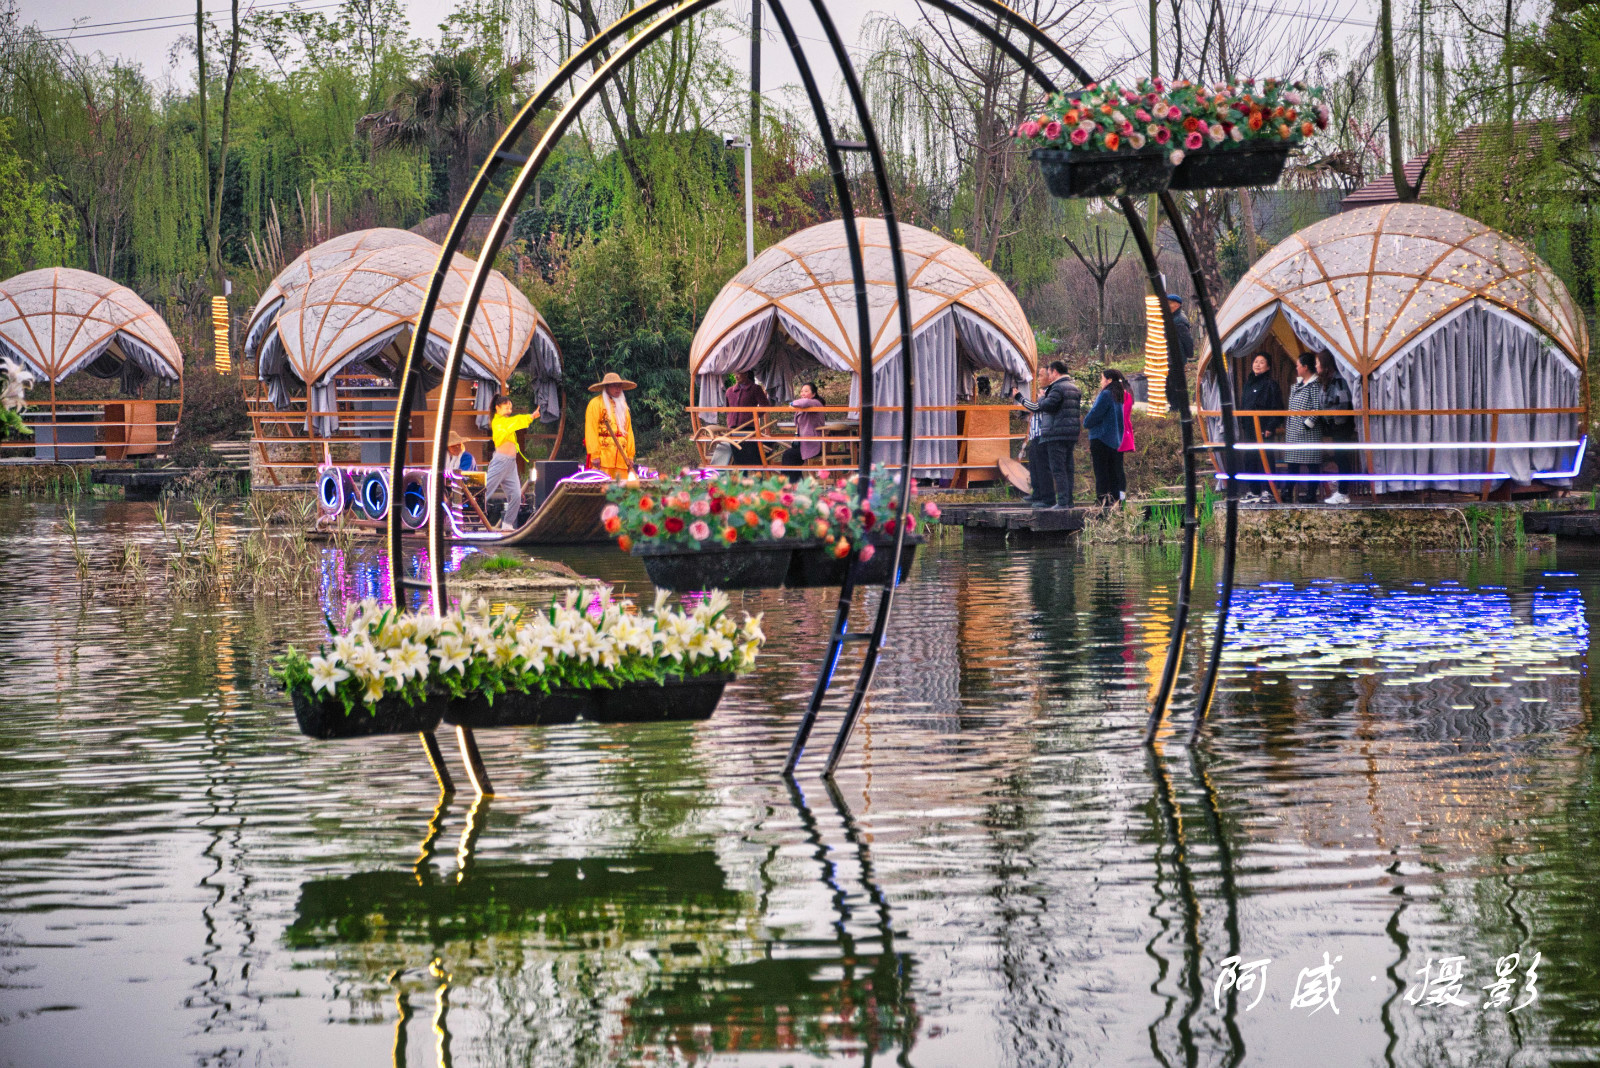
xmin=1227 ymin=440 xmax=1582 ymax=451
xmin=1213 ymin=436 xmax=1587 ymax=483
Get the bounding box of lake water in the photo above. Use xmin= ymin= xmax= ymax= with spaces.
xmin=1 ymin=497 xmax=1597 ymax=1067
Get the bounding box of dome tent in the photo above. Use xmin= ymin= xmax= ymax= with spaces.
xmin=0 ymin=267 xmax=182 ymax=386
xmin=0 ymin=268 xmax=183 ymax=459
xmin=242 ymin=227 xmax=432 ymax=365
xmin=689 ymin=218 xmax=1036 ymax=477
xmin=248 ymin=232 xmax=561 ymax=436
xmin=1198 ymin=203 xmax=1589 ymax=493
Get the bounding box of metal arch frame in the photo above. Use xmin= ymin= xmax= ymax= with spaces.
xmin=383 ymin=0 xmax=921 ymax=793
xmin=896 ymin=0 xmax=1241 ymax=746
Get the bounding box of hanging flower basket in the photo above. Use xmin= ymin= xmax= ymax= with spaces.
xmin=786 ymin=536 xmax=924 ymax=588
xmin=1031 ymin=147 xmax=1173 ymax=199
xmin=634 ymin=541 xmax=794 ymax=591
xmin=291 ymin=690 xmax=445 ymax=739
xmin=587 ymin=673 xmax=734 ymax=723
xmin=1016 ymin=76 xmax=1327 ymax=200
xmin=1168 ymin=140 xmax=1292 ymax=191
xmin=443 ymin=689 xmax=592 ymax=729
xmin=273 ymin=590 xmax=765 ymax=736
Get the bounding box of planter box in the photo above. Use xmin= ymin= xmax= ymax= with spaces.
xmin=786 ymin=536 xmax=922 ymax=588
xmin=1168 ymin=141 xmax=1291 ymax=191
xmin=291 ymin=689 xmax=444 ymax=739
xmin=442 ymin=674 xmax=734 ymax=727
xmin=443 ymin=688 xmax=594 ymax=728
xmin=1032 ymin=147 xmax=1171 ymax=199
xmin=634 ymin=541 xmax=793 ymax=591
xmin=587 ymin=673 xmax=732 ymax=723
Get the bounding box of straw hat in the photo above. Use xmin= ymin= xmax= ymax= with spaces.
xmin=447 ymin=430 xmax=468 ymax=448
xmin=588 ymin=371 xmax=637 ymax=392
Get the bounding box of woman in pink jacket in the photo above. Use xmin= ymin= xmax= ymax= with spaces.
xmin=1114 ymin=371 xmax=1135 ymax=501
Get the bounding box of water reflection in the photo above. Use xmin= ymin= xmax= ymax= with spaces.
xmin=4 ymin=498 xmax=1600 ymax=1065
xmin=282 ymin=780 xmax=914 ymax=1064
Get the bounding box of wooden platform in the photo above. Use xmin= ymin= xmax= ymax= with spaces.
xmin=937 ymin=502 xmax=1087 ymax=535
xmin=498 ymin=479 xmax=611 ymax=546
xmin=96 ymin=468 xmax=246 ymax=499
xmin=1521 ymin=509 xmax=1600 ymax=538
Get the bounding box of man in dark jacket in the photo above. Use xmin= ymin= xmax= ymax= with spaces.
xmin=1166 ymin=294 xmax=1194 ymax=369
xmin=1014 ymin=359 xmax=1082 ymax=508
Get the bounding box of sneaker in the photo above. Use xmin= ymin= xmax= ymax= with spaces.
xmin=1029 ymin=500 xmax=1053 ymax=509
xmin=1325 ymin=491 xmax=1350 ymax=505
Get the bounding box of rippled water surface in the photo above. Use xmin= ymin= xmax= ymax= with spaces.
xmin=2 ymin=497 xmax=1599 ymax=1067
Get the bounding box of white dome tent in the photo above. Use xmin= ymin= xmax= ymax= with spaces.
xmin=1198 ymin=204 xmax=1589 ymax=494
xmin=248 ymin=233 xmax=561 ymax=436
xmin=0 ymin=267 xmax=183 ymax=460
xmin=689 ymin=219 xmax=1036 ymax=479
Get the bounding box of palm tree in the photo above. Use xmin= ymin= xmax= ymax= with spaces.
xmin=358 ymin=50 xmax=529 ymax=212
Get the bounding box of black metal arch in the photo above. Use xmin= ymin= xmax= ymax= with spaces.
xmin=383 ymin=0 xmax=920 ymax=793
xmin=905 ymin=0 xmax=1242 ymax=745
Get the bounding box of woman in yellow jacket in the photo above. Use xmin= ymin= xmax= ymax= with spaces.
xmin=486 ymin=393 xmax=538 ymax=530
xmin=584 ymin=372 xmax=637 ymax=479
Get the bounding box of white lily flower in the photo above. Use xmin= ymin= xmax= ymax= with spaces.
xmin=309 ymin=654 xmax=350 ymax=695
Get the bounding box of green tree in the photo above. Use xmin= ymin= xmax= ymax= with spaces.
xmin=358 ymin=49 xmax=529 ymax=212
xmin=0 ymin=118 xmax=75 ymax=277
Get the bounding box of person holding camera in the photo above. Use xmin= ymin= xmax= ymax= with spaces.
xmin=1013 ymin=359 xmax=1081 ymax=509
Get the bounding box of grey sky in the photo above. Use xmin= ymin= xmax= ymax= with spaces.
xmin=17 ymin=0 xmax=1377 ymax=119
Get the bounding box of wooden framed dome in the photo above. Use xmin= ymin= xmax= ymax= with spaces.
xmin=0 ymin=267 xmax=182 ymax=383
xmin=0 ymin=267 xmax=183 ymax=461
xmin=1198 ymin=204 xmax=1589 ymax=495
xmin=242 ymin=228 xmax=434 ymax=363
xmin=691 ymin=218 xmax=1036 ymax=379
xmin=1201 ymin=203 xmax=1587 ymax=373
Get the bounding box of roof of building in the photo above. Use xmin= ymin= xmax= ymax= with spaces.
xmin=1339 ymin=156 xmax=1431 ymax=213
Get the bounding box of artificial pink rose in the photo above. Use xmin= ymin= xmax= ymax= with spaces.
xmin=1135 ymin=108 xmax=1151 ymax=122
xmin=1185 ymin=131 xmax=1203 ymax=149
xmin=689 ymin=520 xmax=711 ymax=541
xmin=770 ymin=519 xmax=786 ymax=539
xmin=1070 ymin=127 xmax=1089 ymax=146
xmin=689 ymin=498 xmax=710 ymax=517
xmin=1153 ymin=126 xmax=1171 ymax=144
xmin=858 ymin=543 xmax=876 ymax=563
xmin=1195 ymin=120 xmax=1209 ymax=134
xmin=1042 ymin=120 xmax=1062 ymax=141
xmin=601 ymin=504 xmax=619 ymax=522
xmin=1020 ymin=120 xmax=1041 ymax=138
xmin=1170 ymin=149 xmax=1186 ymax=165
xmin=1167 ymin=105 xmax=1182 ymax=120
xmin=1120 ymin=121 xmax=1134 ymax=134
xmin=923 ymin=501 xmax=941 ymax=518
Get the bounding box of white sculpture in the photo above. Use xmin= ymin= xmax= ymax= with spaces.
xmin=0 ymin=355 xmax=34 ymax=412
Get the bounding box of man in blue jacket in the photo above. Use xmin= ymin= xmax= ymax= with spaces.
xmin=1013 ymin=359 xmax=1082 ymax=508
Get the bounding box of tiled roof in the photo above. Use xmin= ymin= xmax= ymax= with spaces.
xmin=1339 ymin=156 xmax=1430 ymax=212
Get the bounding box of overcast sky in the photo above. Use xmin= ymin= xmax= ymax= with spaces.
xmin=16 ymin=0 xmax=1379 ymax=118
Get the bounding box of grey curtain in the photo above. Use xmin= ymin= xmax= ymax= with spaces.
xmin=243 ymin=298 xmax=283 ymax=361
xmin=850 ymin=312 xmax=958 ymax=480
xmin=693 ymin=310 xmax=776 ymax=423
xmin=952 ymin=306 xmax=1034 ymax=396
xmin=1367 ymin=300 xmax=1581 ymax=492
xmin=1199 ymin=303 xmax=1277 ymax=443
xmin=525 ymin=323 xmax=563 ymax=426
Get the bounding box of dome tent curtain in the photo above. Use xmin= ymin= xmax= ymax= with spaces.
xmin=1197 ymin=204 xmax=1589 ymax=493
xmin=689 ymin=218 xmax=1036 ymax=476
xmin=251 ymin=236 xmax=562 ymax=435
xmin=0 ymin=268 xmax=182 ymax=387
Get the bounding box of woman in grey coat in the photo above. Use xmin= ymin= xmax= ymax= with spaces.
xmin=1283 ymin=352 xmax=1325 ymax=503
